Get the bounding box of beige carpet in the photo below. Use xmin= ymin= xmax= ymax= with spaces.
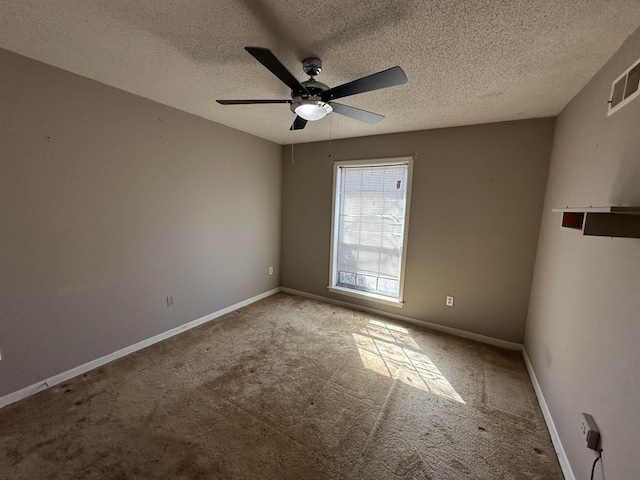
xmin=0 ymin=293 xmax=563 ymax=479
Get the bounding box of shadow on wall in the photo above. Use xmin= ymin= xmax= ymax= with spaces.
xmin=353 ymin=319 xmax=465 ymax=404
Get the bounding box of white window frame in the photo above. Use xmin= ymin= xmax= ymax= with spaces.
xmin=328 ymin=156 xmax=414 ymax=308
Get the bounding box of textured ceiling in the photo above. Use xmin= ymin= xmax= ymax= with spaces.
xmin=1 ymin=1 xmax=640 ymax=145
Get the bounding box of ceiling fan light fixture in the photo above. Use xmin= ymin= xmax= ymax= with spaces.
xmin=292 ymin=99 xmax=333 ymax=121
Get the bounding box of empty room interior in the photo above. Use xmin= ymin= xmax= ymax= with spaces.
xmin=1 ymin=2 xmax=640 ymax=479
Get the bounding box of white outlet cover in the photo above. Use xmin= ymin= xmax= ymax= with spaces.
xmin=446 ymin=296 xmax=454 ymax=306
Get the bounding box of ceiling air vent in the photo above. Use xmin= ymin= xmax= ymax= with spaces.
xmin=608 ymin=57 xmax=640 ymax=115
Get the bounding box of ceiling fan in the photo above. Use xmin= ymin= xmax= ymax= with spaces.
xmin=217 ymin=47 xmax=408 ymax=130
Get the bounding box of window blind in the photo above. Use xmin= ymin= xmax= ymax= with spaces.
xmin=335 ymin=163 xmax=409 ymax=299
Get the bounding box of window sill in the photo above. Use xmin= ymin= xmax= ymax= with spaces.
xmin=327 ymin=286 xmax=404 ymax=308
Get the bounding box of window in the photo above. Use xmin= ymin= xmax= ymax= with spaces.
xmin=328 ymin=157 xmax=413 ymax=307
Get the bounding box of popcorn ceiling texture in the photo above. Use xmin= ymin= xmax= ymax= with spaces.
xmin=0 ymin=1 xmax=639 ymax=144
xmin=0 ymin=293 xmax=563 ymax=479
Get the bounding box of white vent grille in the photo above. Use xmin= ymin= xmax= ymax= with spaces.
xmin=608 ymin=57 xmax=640 ymax=115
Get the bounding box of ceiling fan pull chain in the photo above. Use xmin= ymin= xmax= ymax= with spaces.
xmin=329 ymin=114 xmax=333 ymax=159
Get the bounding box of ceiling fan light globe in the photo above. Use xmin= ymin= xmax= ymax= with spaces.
xmin=293 ymin=101 xmax=333 ymax=121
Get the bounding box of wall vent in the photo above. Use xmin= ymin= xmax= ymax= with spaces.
xmin=608 ymin=57 xmax=640 ymax=115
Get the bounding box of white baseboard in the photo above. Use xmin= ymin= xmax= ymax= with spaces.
xmin=280 ymin=287 xmax=522 ymax=350
xmin=0 ymin=288 xmax=280 ymax=410
xmin=522 ymin=348 xmax=575 ymax=480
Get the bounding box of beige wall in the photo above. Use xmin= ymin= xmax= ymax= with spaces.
xmin=525 ymin=28 xmax=640 ymax=480
xmin=282 ymin=118 xmax=555 ymax=343
xmin=0 ymin=49 xmax=281 ymax=397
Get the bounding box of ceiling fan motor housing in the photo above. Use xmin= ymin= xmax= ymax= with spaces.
xmin=299 ymin=79 xmax=329 ymax=97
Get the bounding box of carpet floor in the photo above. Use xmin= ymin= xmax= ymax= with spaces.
xmin=0 ymin=292 xmax=563 ymax=479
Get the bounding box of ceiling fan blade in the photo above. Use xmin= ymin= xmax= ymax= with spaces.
xmin=321 ymin=66 xmax=407 ymax=102
xmin=216 ymin=99 xmax=291 ymax=105
xmin=290 ymin=116 xmax=307 ymax=130
xmin=330 ymin=102 xmax=385 ymax=124
xmin=245 ymin=47 xmax=309 ymax=95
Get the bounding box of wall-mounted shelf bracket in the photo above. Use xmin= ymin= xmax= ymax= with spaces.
xmin=552 ymin=207 xmax=640 ymax=238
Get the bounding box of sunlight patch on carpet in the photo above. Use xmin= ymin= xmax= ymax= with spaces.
xmin=352 ymin=321 xmax=465 ymax=404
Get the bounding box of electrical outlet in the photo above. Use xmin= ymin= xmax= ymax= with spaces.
xmin=446 ymin=296 xmax=454 ymax=307
xmin=0 ymin=348 xmax=3 ymax=361
xmin=166 ymin=296 xmax=174 ymax=307
xmin=268 ymin=266 xmax=274 ymax=275
xmin=581 ymin=413 xmax=600 ymax=450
